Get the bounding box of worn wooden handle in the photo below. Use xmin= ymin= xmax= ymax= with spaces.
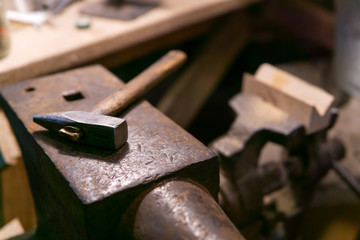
xmin=92 ymin=50 xmax=187 ymax=116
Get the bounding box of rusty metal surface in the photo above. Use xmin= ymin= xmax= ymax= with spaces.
xmin=132 ymin=179 xmax=245 ymax=240
xmin=35 ymin=50 xmax=186 ymax=149
xmin=211 ymin=93 xmax=304 ymax=161
xmin=211 ymin=92 xmax=304 ymax=185
xmin=0 ymin=65 xmax=216 ymax=204
xmin=0 ymin=65 xmax=218 ymax=239
xmin=62 ymin=89 xmax=84 ymax=101
xmin=212 ymin=85 xmax=340 ymax=233
xmin=210 ymin=92 xmax=305 ymax=227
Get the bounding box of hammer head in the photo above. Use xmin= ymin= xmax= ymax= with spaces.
xmin=33 ymin=111 xmax=128 ymax=150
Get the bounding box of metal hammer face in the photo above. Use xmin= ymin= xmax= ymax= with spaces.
xmin=33 ymin=111 xmax=128 ymax=150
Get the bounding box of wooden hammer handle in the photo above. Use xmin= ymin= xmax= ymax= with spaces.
xmin=92 ymin=50 xmax=187 ymax=116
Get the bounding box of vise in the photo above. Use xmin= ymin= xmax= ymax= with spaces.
xmin=211 ymin=64 xmax=345 ymax=237
xmin=0 ymin=65 xmax=244 ymax=239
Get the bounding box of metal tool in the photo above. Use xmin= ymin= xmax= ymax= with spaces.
xmin=33 ymin=50 xmax=186 ymax=150
xmin=0 ymin=65 xmax=245 ymax=239
xmin=127 ymin=179 xmax=245 ymax=240
xmin=211 ymin=64 xmax=354 ymax=239
xmin=211 ymin=92 xmax=307 ymax=227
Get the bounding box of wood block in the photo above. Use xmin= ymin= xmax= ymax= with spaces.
xmin=0 ymin=158 xmax=37 ymax=231
xmin=243 ymin=63 xmax=334 ymax=134
xmin=0 ymin=218 xmax=24 ymax=240
xmin=0 ymin=109 xmax=21 ymax=167
xmin=0 ymin=111 xmax=36 ymax=232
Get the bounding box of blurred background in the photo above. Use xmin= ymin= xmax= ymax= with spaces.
xmin=0 ymin=0 xmax=360 ymax=239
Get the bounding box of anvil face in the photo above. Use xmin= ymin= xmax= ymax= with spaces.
xmin=33 ymin=111 xmax=128 ymax=150
xmin=0 ymin=65 xmax=218 ymax=239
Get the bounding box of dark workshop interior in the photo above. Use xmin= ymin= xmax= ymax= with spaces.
xmin=0 ymin=0 xmax=359 ymax=239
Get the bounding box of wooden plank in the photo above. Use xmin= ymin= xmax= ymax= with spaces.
xmin=0 ymin=110 xmax=21 ymax=167
xmin=87 ymin=19 xmax=216 ymax=69
xmin=0 ymin=0 xmax=257 ymax=85
xmin=0 ymin=219 xmax=24 ymax=240
xmin=0 ymin=112 xmax=36 ymax=231
xmin=0 ymin=158 xmax=37 ymax=231
xmin=157 ymin=11 xmax=250 ymax=128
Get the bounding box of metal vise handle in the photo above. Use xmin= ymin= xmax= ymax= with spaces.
xmin=92 ymin=50 xmax=187 ymax=116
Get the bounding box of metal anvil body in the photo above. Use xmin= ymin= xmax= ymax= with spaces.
xmin=0 ymin=66 xmax=240 ymax=239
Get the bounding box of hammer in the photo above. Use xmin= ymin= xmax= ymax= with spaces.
xmin=33 ymin=50 xmax=186 ymax=150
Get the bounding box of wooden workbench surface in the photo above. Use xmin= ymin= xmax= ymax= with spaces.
xmin=0 ymin=0 xmax=255 ymax=85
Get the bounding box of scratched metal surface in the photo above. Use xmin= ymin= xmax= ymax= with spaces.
xmin=211 ymin=93 xmax=304 ymax=159
xmin=0 ymin=65 xmax=216 ymax=204
xmin=133 ymin=180 xmax=245 ymax=240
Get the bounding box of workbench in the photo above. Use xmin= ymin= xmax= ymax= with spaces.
xmin=0 ymin=0 xmax=256 ymax=85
